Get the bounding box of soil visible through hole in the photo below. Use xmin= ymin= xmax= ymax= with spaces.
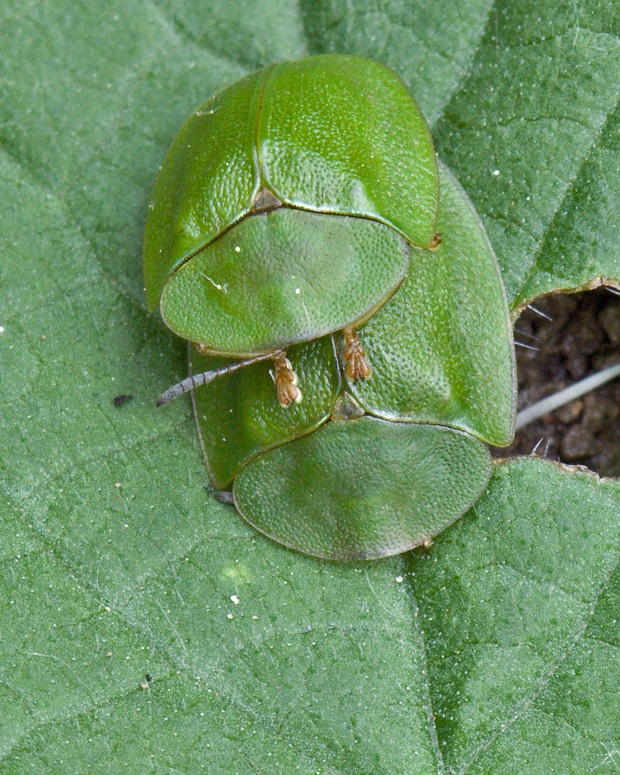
xmin=492 ymin=287 xmax=620 ymax=477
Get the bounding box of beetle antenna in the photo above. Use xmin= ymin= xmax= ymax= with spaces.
xmin=156 ymin=351 xmax=279 ymax=407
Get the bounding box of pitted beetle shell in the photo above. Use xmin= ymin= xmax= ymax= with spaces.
xmin=144 ymin=55 xmax=438 ymax=358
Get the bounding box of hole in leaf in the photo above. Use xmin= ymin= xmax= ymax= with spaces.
xmin=493 ymin=288 xmax=620 ymax=477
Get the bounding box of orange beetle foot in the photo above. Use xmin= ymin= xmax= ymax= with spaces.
xmin=428 ymin=231 xmax=442 ymax=249
xmin=343 ymin=327 xmax=371 ymax=381
xmin=273 ymin=351 xmax=302 ymax=407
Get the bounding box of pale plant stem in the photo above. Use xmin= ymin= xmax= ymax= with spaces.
xmin=516 ymin=362 xmax=620 ymax=429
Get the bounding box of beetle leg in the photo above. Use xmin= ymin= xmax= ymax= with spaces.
xmin=272 ymin=350 xmax=302 ymax=407
xmin=192 ymin=341 xmax=211 ymax=356
xmin=343 ymin=327 xmax=371 ymax=381
xmin=428 ymin=231 xmax=442 ymax=249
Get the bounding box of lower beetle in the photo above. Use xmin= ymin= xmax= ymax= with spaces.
xmin=144 ymin=56 xmax=516 ymax=559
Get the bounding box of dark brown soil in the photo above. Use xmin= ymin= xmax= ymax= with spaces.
xmin=492 ymin=288 xmax=620 ymax=477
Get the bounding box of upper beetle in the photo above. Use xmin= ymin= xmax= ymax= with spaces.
xmin=144 ymin=55 xmax=440 ymax=407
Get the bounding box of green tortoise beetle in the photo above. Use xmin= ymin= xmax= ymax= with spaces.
xmin=145 ymin=55 xmax=516 ymax=560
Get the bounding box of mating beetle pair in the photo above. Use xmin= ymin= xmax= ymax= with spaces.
xmin=144 ymin=55 xmax=516 ymax=560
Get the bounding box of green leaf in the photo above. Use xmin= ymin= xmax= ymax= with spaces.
xmin=2 ymin=0 xmax=620 ymax=772
xmin=432 ymin=2 xmax=620 ymax=310
xmin=412 ymin=457 xmax=620 ymax=774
